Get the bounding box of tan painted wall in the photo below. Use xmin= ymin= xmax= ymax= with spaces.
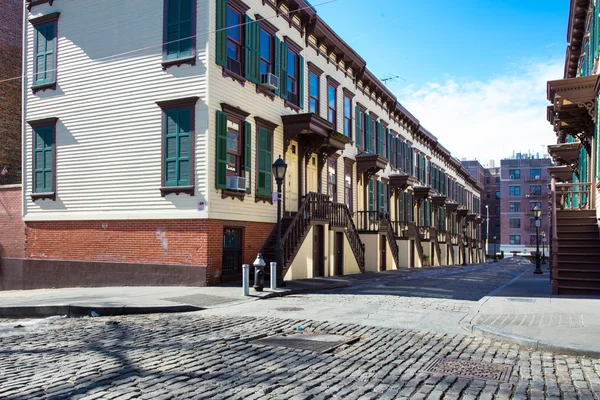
xmin=385 ymin=239 xmax=397 ymax=270
xmin=360 ymin=233 xmax=379 ymax=272
xmin=453 ymin=245 xmax=461 ymax=265
xmin=397 ymin=240 xmax=411 ymax=268
xmin=284 ymin=226 xmax=313 ymax=280
xmin=343 ymin=233 xmax=361 ymax=275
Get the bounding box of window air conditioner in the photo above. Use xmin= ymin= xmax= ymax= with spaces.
xmin=226 ymin=176 xmax=246 ymax=191
xmin=535 ymin=175 xmax=540 ymax=179
xmin=260 ymin=73 xmax=279 ymax=90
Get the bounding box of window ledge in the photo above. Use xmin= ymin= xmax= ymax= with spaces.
xmin=160 ymin=185 xmax=194 ymax=197
xmin=256 ymin=85 xmax=276 ymax=100
xmin=31 ymin=82 xmax=56 ymax=94
xmin=162 ymin=55 xmax=196 ymax=70
xmin=221 ymin=189 xmax=246 ymax=201
xmin=31 ymin=192 xmax=56 ymax=201
xmin=284 ymin=100 xmax=301 ymax=113
xmin=255 ymin=194 xmax=273 ymax=204
xmin=222 ymin=68 xmax=246 ymax=86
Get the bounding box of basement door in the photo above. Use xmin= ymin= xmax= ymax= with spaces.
xmin=222 ymin=228 xmax=243 ymax=282
xmin=313 ymin=225 xmax=325 ymax=277
xmin=335 ymin=232 xmax=344 ymax=276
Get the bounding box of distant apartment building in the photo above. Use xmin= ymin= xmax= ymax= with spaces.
xmin=463 ymin=154 xmax=551 ymax=256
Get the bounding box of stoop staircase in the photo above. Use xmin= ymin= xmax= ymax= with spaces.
xmin=554 ymin=209 xmax=600 ymax=295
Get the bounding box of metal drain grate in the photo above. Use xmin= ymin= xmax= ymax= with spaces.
xmin=423 ymin=357 xmax=513 ymax=382
xmin=274 ymin=307 xmax=305 ymax=312
xmin=252 ymin=333 xmax=358 ymax=353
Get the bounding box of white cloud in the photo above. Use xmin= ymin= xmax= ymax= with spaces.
xmin=396 ymin=59 xmax=564 ymax=166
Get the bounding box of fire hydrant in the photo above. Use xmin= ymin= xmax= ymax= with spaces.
xmin=253 ymin=253 xmax=266 ymax=292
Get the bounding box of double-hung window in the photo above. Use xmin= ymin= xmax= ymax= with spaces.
xmin=530 ymin=169 xmax=541 ymax=180
xmin=309 ymin=72 xmax=319 ymax=114
xmin=509 ymin=186 xmax=520 ymax=196
xmin=509 ymin=169 xmax=520 ymax=179
xmin=509 ymin=218 xmax=521 ymax=229
xmin=509 ymin=202 xmax=520 ymax=212
xmin=343 ymin=90 xmax=353 ymax=139
xmin=530 ymin=185 xmax=542 ymax=196
xmin=225 ymin=5 xmax=243 ymax=75
xmin=259 ymin=27 xmax=272 ymax=75
xmin=215 ymin=104 xmax=252 ymax=195
xmin=163 ymin=0 xmax=196 ymax=68
xmin=286 ymin=48 xmax=301 ymax=106
xmin=31 ymin=12 xmax=60 ymax=92
xmin=327 ymin=83 xmax=337 ymax=128
xmin=29 ymin=117 xmax=58 ymax=200
xmin=510 ymin=234 xmax=521 ymax=245
xmin=157 ymin=97 xmax=199 ymax=196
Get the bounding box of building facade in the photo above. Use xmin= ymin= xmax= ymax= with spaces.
xmin=20 ymin=0 xmax=484 ymax=288
xmin=546 ymin=0 xmax=600 ymax=295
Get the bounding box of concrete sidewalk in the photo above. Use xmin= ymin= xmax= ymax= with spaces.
xmin=462 ymin=263 xmax=600 ymax=357
xmin=0 ymin=277 xmax=350 ymax=318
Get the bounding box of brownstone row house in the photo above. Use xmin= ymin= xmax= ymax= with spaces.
xmin=7 ymin=0 xmax=484 ymax=289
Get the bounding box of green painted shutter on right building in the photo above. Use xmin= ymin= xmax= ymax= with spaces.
xmin=215 ymin=110 xmax=228 ymax=189
xmin=257 ymin=127 xmax=273 ymax=197
xmin=368 ymin=178 xmax=374 ymax=211
xmin=33 ymin=126 xmax=53 ymax=193
xmin=377 ymin=180 xmax=385 ymax=214
xmin=35 ymin=23 xmax=55 ymax=85
xmin=244 ymin=121 xmax=252 ymax=194
xmin=244 ymin=15 xmax=259 ymax=84
xmin=215 ymin=0 xmax=227 ymax=67
xmin=355 ymin=107 xmax=361 ymax=148
xmin=279 ymin=41 xmax=289 ymax=100
xmin=298 ymin=54 xmax=305 ymax=109
xmin=365 ymin=114 xmax=373 ymax=153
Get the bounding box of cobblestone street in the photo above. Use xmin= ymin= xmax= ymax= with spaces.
xmin=1 ymin=312 xmax=600 ymax=399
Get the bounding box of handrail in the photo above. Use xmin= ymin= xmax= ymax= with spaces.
xmin=329 ymin=202 xmax=365 ymax=271
xmin=355 ymin=210 xmax=385 ymax=231
xmin=555 ymin=182 xmax=591 ymax=210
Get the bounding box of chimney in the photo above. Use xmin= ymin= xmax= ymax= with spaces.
xmin=489 ymin=160 xmax=495 ymax=168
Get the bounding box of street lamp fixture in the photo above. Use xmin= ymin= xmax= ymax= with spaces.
xmin=272 ymin=155 xmax=287 ymax=287
xmin=533 ymin=205 xmax=543 ymax=274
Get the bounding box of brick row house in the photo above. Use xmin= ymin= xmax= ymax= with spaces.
xmin=546 ymin=0 xmax=600 ymax=295
xmin=18 ymin=0 xmax=484 ymax=288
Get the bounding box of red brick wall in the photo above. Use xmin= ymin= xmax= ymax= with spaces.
xmin=0 ymin=0 xmax=23 ymax=176
xmin=0 ymin=186 xmax=26 ymax=258
xmin=26 ymin=219 xmax=274 ymax=285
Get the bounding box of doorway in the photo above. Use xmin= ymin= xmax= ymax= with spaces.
xmin=285 ymin=141 xmax=299 ymax=213
xmin=222 ymin=228 xmax=243 ymax=282
xmin=313 ymin=225 xmax=325 ymax=277
xmin=307 ymin=153 xmax=318 ymax=194
xmin=380 ymin=235 xmax=387 ymax=271
xmin=335 ymin=232 xmax=344 ymax=276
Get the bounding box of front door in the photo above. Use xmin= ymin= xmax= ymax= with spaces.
xmin=313 ymin=225 xmax=325 ymax=277
xmin=285 ymin=141 xmax=299 ymax=213
xmin=335 ymin=232 xmax=344 ymax=275
xmin=222 ymin=228 xmax=243 ymax=282
xmin=307 ymin=153 xmax=318 ymax=194
xmin=380 ymin=235 xmax=387 ymax=271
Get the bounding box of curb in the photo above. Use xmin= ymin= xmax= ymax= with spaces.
xmin=0 ymin=304 xmax=203 ymax=319
xmin=471 ymin=324 xmax=600 ymax=358
xmin=258 ymin=282 xmax=350 ymax=299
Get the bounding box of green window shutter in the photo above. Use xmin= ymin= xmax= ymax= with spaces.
xmin=215 ymin=110 xmax=228 ymax=189
xmin=298 ymin=54 xmax=305 ymax=109
xmin=279 ymin=41 xmax=289 ymax=100
xmin=166 ymin=0 xmax=193 ymax=60
xmin=377 ymin=181 xmax=385 ymax=213
xmin=164 ymin=108 xmax=191 ymax=187
xmin=215 ymin=0 xmax=227 ymax=67
xmin=375 ymin=122 xmax=381 ymax=156
xmin=35 ymin=23 xmax=55 ymax=85
xmin=368 ymin=178 xmax=374 ymax=211
xmin=387 ymin=129 xmax=392 ymax=163
xmin=365 ymin=114 xmax=372 ymax=153
xmin=244 ymin=121 xmax=252 ymax=194
xmin=257 ymin=127 xmax=273 ymax=196
xmin=354 ymin=107 xmax=361 ymax=148
xmin=274 ymin=35 xmax=281 ymax=96
xmin=33 ymin=126 xmax=53 ymax=193
xmin=244 ymin=15 xmax=259 ymax=83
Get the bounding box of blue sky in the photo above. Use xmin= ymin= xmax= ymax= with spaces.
xmin=316 ymin=0 xmax=570 ymax=163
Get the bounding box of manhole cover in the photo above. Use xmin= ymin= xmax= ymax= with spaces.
xmin=423 ymin=357 xmax=513 ymax=382
xmin=252 ymin=333 xmax=358 ymax=353
xmin=274 ymin=307 xmax=305 ymax=312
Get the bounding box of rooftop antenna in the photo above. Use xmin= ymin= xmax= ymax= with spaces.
xmin=381 ymin=74 xmax=406 ymax=86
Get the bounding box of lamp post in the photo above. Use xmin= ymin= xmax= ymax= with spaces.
xmin=272 ymin=155 xmax=287 ymax=287
xmin=462 ymin=222 xmax=467 ymax=266
xmin=485 ymin=205 xmax=489 ymax=258
xmin=533 ymin=205 xmax=542 ymax=274
xmin=541 ymin=231 xmax=546 ymax=264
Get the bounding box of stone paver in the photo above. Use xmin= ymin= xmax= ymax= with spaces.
xmin=1 ymin=313 xmax=599 ymax=399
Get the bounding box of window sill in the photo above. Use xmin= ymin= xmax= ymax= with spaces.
xmin=256 ymin=85 xmax=276 ymax=100
xmin=31 ymin=82 xmax=56 ymax=94
xmin=160 ymin=185 xmax=194 ymax=197
xmin=255 ymin=194 xmax=273 ymax=204
xmin=31 ymin=192 xmax=56 ymax=201
xmin=162 ymin=55 xmax=196 ymax=70
xmin=222 ymin=68 xmax=246 ymax=86
xmin=284 ymin=100 xmax=301 ymax=113
xmin=221 ymin=189 xmax=245 ymax=201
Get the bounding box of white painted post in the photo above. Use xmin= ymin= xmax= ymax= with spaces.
xmin=242 ymin=264 xmax=249 ymax=296
xmin=270 ymin=262 xmax=277 ymax=290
